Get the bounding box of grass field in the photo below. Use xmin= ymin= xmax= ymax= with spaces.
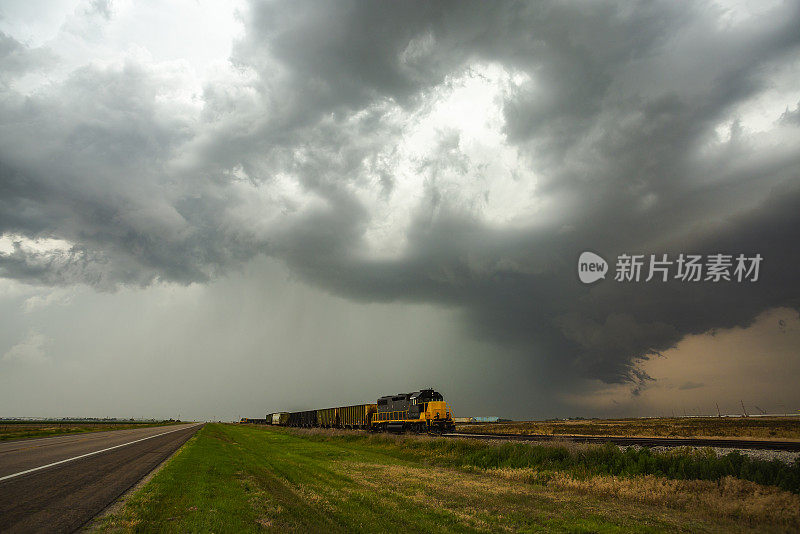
xmin=0 ymin=421 xmax=183 ymax=442
xmin=457 ymin=416 xmax=800 ymax=440
xmin=95 ymin=424 xmax=800 ymax=533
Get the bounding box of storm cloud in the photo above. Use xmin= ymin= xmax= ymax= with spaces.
xmin=1 ymin=0 xmax=800 ymax=405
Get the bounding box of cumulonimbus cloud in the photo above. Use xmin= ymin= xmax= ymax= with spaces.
xmin=1 ymin=0 xmax=799 ymax=389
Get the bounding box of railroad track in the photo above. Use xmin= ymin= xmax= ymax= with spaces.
xmin=443 ymin=432 xmax=800 ymax=451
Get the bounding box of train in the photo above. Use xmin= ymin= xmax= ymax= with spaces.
xmin=240 ymin=388 xmax=455 ymax=434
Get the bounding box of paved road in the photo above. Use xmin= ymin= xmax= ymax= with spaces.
xmin=0 ymin=423 xmax=202 ymax=533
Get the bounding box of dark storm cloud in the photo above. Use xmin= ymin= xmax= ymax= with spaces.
xmin=1 ymin=1 xmax=800 ymax=390
xmin=0 ymin=58 xmax=268 ymax=288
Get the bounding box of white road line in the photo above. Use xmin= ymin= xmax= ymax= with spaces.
xmin=0 ymin=424 xmax=200 ymax=483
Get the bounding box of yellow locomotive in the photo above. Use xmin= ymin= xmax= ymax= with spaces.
xmin=372 ymin=389 xmax=455 ymax=433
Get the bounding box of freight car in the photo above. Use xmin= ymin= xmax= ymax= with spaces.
xmin=287 ymin=409 xmax=317 ymax=427
xmin=268 ymin=412 xmax=289 ymax=425
xmin=261 ymin=388 xmax=455 ymax=434
xmin=317 ymin=404 xmax=375 ymax=429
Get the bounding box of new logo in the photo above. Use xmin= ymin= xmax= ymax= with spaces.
xmin=578 ymin=251 xmax=608 ymax=284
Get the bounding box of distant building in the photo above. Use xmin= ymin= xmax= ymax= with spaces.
xmin=453 ymin=416 xmax=502 ymax=423
xmin=453 ymin=417 xmax=475 ymax=423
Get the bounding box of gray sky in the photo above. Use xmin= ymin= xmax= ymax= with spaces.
xmin=1 ymin=0 xmax=799 ymax=421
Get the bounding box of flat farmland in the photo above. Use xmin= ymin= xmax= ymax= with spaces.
xmin=457 ymin=416 xmax=800 ymax=440
xmin=93 ymin=424 xmax=800 ymax=533
xmin=0 ymin=420 xmax=182 ymax=442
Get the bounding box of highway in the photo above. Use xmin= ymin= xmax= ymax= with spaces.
xmin=0 ymin=423 xmax=202 ymax=533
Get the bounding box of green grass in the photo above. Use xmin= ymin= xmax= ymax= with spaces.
xmin=0 ymin=421 xmax=184 ymax=442
xmin=95 ymin=425 xmax=800 ymax=533
xmin=304 ymin=433 xmax=800 ymax=494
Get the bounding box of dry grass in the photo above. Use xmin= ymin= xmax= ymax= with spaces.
xmin=337 ymin=462 xmax=551 ymax=532
xmin=336 ymin=460 xmax=800 ymax=532
xmin=459 ymin=416 xmax=800 ymax=440
xmin=491 ymin=468 xmax=800 ymax=528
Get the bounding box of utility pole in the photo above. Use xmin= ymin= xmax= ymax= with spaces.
xmin=715 ymin=402 xmax=721 ymax=418
xmin=740 ymin=400 xmax=748 ymax=418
